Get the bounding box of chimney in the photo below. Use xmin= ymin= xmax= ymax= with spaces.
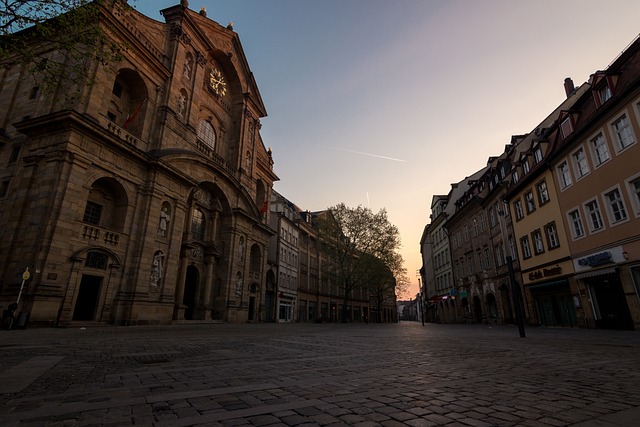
xmin=564 ymin=77 xmax=575 ymax=98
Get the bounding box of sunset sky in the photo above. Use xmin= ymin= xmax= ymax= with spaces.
xmin=138 ymin=0 xmax=640 ymax=298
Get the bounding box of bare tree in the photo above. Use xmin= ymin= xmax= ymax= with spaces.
xmin=0 ymin=0 xmax=132 ymax=95
xmin=317 ymin=203 xmax=403 ymax=322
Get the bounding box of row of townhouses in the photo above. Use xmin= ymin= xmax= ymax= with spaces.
xmin=420 ymin=34 xmax=640 ymax=331
xmin=268 ymin=190 xmax=397 ymax=323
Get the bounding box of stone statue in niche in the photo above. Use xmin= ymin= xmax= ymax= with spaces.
xmin=177 ymin=93 xmax=187 ymax=116
xmin=238 ymin=236 xmax=245 ymax=263
xmin=158 ymin=205 xmax=171 ymax=237
xmin=183 ymin=55 xmax=193 ymax=80
xmin=150 ymin=251 xmax=164 ymax=287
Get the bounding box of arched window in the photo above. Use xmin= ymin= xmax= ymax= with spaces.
xmin=250 ymin=244 xmax=262 ymax=273
xmin=197 ymin=120 xmax=216 ymax=150
xmin=191 ymin=208 xmax=206 ymax=241
xmin=82 ymin=178 xmax=128 ymax=231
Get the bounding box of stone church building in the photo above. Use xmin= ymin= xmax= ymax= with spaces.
xmin=0 ymin=1 xmax=278 ymax=326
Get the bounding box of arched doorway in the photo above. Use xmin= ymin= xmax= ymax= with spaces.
xmin=265 ymin=269 xmax=276 ymax=322
xmin=73 ymin=275 xmax=103 ymax=321
xmin=248 ymin=282 xmax=258 ymax=321
xmin=486 ymin=293 xmax=498 ymax=322
xmin=183 ymin=265 xmax=199 ymax=320
xmin=473 ymin=295 xmax=483 ymax=323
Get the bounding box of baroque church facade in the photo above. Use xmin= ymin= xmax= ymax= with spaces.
xmin=0 ymin=1 xmax=278 ymax=326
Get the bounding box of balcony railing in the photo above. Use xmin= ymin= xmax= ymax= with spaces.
xmin=106 ymin=121 xmax=140 ymax=148
xmin=81 ymin=225 xmax=121 ymax=246
xmin=194 ymin=139 xmax=236 ymax=175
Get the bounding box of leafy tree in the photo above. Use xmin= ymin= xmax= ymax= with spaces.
xmin=0 ymin=0 xmax=132 ymax=96
xmin=316 ymin=203 xmax=404 ymax=322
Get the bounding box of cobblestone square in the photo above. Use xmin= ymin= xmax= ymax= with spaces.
xmin=1 ymin=323 xmax=639 ymax=426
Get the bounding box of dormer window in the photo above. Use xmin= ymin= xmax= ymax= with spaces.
xmin=533 ymin=146 xmax=543 ymax=164
xmin=592 ymin=74 xmax=616 ymax=108
xmin=522 ymin=158 xmax=530 ymax=174
xmin=598 ymin=85 xmax=611 ymax=104
xmin=560 ymin=116 xmax=573 ymax=139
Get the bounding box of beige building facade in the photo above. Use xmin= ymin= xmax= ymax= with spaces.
xmin=0 ymin=2 xmax=278 ymax=326
xmin=549 ymin=40 xmax=640 ymax=330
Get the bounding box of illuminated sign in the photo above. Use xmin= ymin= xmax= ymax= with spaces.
xmin=577 ymin=251 xmax=612 ymax=267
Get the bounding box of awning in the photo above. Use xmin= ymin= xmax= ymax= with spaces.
xmin=575 ymin=267 xmax=618 ymax=280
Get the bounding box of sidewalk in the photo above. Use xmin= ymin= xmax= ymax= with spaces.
xmin=1 ymin=322 xmax=639 ymax=426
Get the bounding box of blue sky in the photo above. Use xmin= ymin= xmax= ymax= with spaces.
xmin=136 ymin=1 xmax=640 ymax=298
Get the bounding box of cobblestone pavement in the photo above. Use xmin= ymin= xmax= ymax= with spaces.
xmin=1 ymin=322 xmax=639 ymax=427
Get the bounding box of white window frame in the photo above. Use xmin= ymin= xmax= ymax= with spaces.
xmin=567 ymin=208 xmax=585 ymax=240
xmin=571 ymin=146 xmax=590 ymax=180
xmin=520 ymin=236 xmax=532 ymax=259
xmin=514 ymin=199 xmax=524 ymax=220
xmin=525 ymin=190 xmax=535 ymax=214
xmin=532 ymin=230 xmax=544 ymax=255
xmin=602 ymin=185 xmax=629 ymax=226
xmin=625 ymin=172 xmax=640 ymax=219
xmin=557 ymin=160 xmax=573 ymax=190
xmin=589 ymin=131 xmax=611 ymax=168
xmin=609 ymin=111 xmax=636 ymax=153
xmin=545 ymin=222 xmax=560 ymax=249
xmin=584 ymin=197 xmax=605 ymax=234
xmin=598 ymin=84 xmax=611 ymax=105
xmin=536 ymin=180 xmax=550 ymax=205
xmin=533 ymin=146 xmax=543 ymax=164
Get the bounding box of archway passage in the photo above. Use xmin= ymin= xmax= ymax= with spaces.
xmin=73 ymin=275 xmax=103 ymax=321
xmin=183 ymin=266 xmax=199 ymax=320
xmin=473 ymin=296 xmax=483 ymax=324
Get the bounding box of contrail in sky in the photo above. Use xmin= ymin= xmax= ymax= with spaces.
xmin=330 ymin=147 xmax=407 ymax=163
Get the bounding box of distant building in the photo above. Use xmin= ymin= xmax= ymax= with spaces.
xmin=269 ymin=190 xmax=397 ymax=323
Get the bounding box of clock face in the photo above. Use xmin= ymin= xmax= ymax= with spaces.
xmin=209 ymin=68 xmax=227 ymax=96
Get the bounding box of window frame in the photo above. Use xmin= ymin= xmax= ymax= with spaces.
xmin=571 ymin=146 xmax=590 ymax=180
xmin=514 ymin=199 xmax=524 ymax=221
xmin=197 ymin=120 xmax=216 ymax=150
xmin=567 ymin=208 xmax=585 ymax=240
xmin=544 ymin=222 xmax=560 ymax=250
xmin=625 ymin=172 xmax=640 ymax=218
xmin=609 ymin=112 xmax=635 ymax=153
xmin=602 ymin=185 xmax=629 ymax=226
xmin=525 ymin=190 xmax=536 ymax=214
xmin=531 ymin=229 xmax=544 ymax=255
xmin=589 ymin=131 xmax=611 ymax=168
xmin=83 ymin=201 xmax=103 ymax=225
xmin=520 ymin=236 xmax=532 ymax=259
xmin=557 ymin=160 xmax=573 ymax=190
xmin=584 ymin=198 xmax=605 ymax=234
xmin=536 ymin=180 xmax=550 ymax=206
xmin=533 ymin=146 xmax=543 ymax=164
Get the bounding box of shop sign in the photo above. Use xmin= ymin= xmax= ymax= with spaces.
xmin=459 ymin=290 xmax=468 ymax=298
xmin=574 ymin=246 xmax=624 ymax=272
xmin=528 ymin=266 xmax=562 ymax=281
xmin=577 ymin=251 xmax=612 ymax=267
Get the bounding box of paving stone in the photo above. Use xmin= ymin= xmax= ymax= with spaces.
xmin=1 ymin=323 xmax=640 ymax=427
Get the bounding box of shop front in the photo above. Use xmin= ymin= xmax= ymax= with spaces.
xmin=574 ymin=247 xmax=634 ymax=331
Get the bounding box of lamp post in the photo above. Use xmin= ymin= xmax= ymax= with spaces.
xmin=418 ymin=278 xmax=424 ymax=326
